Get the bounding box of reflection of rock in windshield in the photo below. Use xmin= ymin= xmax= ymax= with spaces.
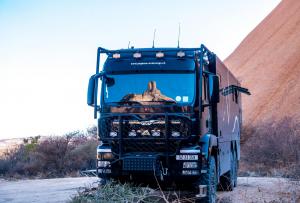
xmin=121 ymin=81 xmax=175 ymax=103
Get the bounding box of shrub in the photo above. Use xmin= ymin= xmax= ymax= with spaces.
xmin=241 ymin=117 xmax=300 ymax=179
xmin=0 ymin=128 xmax=98 ymax=178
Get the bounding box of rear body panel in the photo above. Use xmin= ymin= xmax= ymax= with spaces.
xmin=216 ymin=57 xmax=241 ymax=175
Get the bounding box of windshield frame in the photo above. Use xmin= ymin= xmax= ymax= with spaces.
xmin=100 ymin=71 xmax=197 ymax=107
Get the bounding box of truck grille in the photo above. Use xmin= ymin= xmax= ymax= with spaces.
xmin=99 ymin=114 xmax=192 ymax=154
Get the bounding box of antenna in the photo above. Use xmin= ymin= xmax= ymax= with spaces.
xmin=152 ymin=29 xmax=156 ymax=48
xmin=128 ymin=41 xmax=131 ymax=49
xmin=177 ymin=23 xmax=181 ymax=48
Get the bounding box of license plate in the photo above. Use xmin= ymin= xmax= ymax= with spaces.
xmin=176 ymin=155 xmax=198 ymax=160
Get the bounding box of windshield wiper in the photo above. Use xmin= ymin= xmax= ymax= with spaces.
xmin=146 ymin=99 xmax=177 ymax=104
xmin=115 ymin=101 xmax=142 ymax=105
xmin=159 ymin=100 xmax=176 ymax=104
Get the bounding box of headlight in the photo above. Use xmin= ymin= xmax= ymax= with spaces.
xmin=129 ymin=130 xmax=136 ymax=137
xmin=172 ymin=131 xmax=180 ymax=137
xmin=110 ymin=131 xmax=117 ymax=137
xmin=151 ymin=130 xmax=160 ymax=137
xmin=97 ymin=152 xmax=113 ymax=160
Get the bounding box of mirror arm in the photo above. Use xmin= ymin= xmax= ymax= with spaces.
xmin=94 ymin=71 xmax=106 ymax=79
xmin=92 ymin=71 xmax=106 ymax=119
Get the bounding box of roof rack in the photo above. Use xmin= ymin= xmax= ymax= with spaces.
xmin=98 ymin=47 xmax=202 ymax=54
xmin=95 ymin=44 xmax=214 ymax=73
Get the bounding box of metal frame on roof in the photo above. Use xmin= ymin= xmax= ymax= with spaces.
xmin=95 ymin=44 xmax=214 ymax=74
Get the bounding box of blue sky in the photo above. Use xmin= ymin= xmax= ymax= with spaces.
xmin=0 ymin=0 xmax=280 ymax=138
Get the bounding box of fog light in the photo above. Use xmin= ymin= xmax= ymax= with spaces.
xmin=129 ymin=130 xmax=137 ymax=137
xmin=110 ymin=131 xmax=117 ymax=137
xmin=183 ymin=162 xmax=198 ymax=169
xmin=172 ymin=131 xmax=180 ymax=137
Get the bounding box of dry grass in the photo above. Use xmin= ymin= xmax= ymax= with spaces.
xmin=0 ymin=127 xmax=98 ymax=178
xmin=240 ymin=117 xmax=300 ymax=179
xmin=70 ymin=180 xmax=201 ymax=203
xmin=70 ymin=177 xmax=300 ymax=203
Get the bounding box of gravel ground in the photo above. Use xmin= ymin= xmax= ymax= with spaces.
xmin=0 ymin=177 xmax=299 ymax=203
xmin=217 ymin=177 xmax=300 ymax=203
xmin=0 ymin=177 xmax=98 ymax=203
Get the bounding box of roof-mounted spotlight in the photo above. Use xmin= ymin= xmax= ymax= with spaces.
xmin=112 ymin=53 xmax=121 ymax=59
xmin=177 ymin=51 xmax=185 ymax=58
xmin=133 ymin=52 xmax=142 ymax=59
xmin=156 ymin=52 xmax=164 ymax=58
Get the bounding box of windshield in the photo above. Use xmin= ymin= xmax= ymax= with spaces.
xmin=102 ymin=73 xmax=195 ymax=105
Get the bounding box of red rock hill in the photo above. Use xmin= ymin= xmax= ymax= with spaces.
xmin=225 ymin=0 xmax=300 ymax=126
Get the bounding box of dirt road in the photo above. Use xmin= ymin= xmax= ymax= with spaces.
xmin=0 ymin=177 xmax=299 ymax=203
xmin=217 ymin=177 xmax=300 ymax=203
xmin=0 ymin=177 xmax=98 ymax=203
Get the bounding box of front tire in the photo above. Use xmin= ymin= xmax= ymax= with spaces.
xmin=196 ymin=156 xmax=217 ymax=203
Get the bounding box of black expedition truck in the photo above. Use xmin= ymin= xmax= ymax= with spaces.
xmin=87 ymin=44 xmax=250 ymax=202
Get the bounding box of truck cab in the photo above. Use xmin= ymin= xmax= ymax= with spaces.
xmin=87 ymin=45 xmax=250 ymax=202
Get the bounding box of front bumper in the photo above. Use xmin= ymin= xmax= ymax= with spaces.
xmin=96 ymin=146 xmax=206 ymax=179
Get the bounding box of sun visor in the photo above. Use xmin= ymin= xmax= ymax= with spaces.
xmin=103 ymin=58 xmax=195 ymax=73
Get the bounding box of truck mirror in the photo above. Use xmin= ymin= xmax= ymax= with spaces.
xmin=208 ymin=74 xmax=220 ymax=103
xmin=87 ymin=76 xmax=96 ymax=106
